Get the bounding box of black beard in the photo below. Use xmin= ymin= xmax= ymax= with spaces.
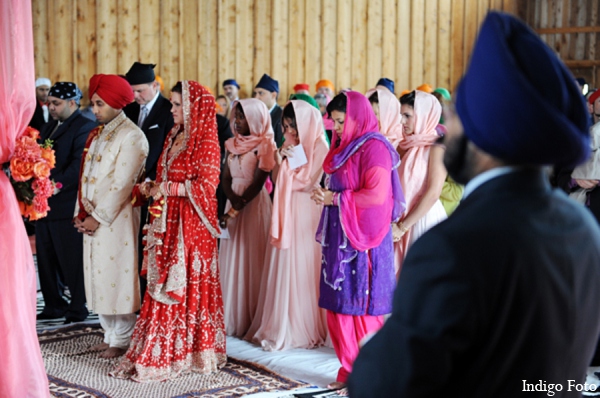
xmin=443 ymin=133 xmax=474 ymax=186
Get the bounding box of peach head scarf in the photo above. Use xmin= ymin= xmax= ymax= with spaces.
xmin=225 ymin=98 xmax=277 ymax=172
xmin=270 ymin=100 xmax=329 ymax=249
xmin=366 ymin=88 xmax=403 ymax=149
xmin=397 ymin=90 xmax=442 ymax=217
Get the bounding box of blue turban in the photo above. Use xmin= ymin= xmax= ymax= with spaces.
xmin=255 ymin=73 xmax=279 ymax=93
xmin=455 ymin=12 xmax=590 ymax=168
xmin=376 ymin=78 xmax=395 ymax=94
xmin=223 ymin=79 xmax=240 ymax=89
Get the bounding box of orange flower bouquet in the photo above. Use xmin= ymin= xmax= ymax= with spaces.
xmin=5 ymin=127 xmax=58 ymax=221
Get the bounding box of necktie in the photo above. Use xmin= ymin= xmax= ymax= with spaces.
xmin=49 ymin=121 xmax=62 ymax=139
xmin=42 ymin=104 xmax=49 ymax=123
xmin=138 ymin=106 xmax=148 ymax=127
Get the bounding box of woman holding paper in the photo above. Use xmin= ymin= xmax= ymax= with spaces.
xmin=245 ymin=100 xmax=329 ymax=351
xmin=219 ymin=99 xmax=277 ymax=337
xmin=311 ymin=91 xmax=405 ymax=391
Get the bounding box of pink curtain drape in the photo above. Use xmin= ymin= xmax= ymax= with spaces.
xmin=0 ymin=1 xmax=50 ymax=396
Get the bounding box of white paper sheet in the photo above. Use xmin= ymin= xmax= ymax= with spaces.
xmin=287 ymin=145 xmax=308 ymax=170
xmin=218 ymin=227 xmax=230 ymax=239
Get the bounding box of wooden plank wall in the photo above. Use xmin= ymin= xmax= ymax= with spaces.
xmin=524 ymin=0 xmax=600 ymax=87
xmin=33 ymin=0 xmax=521 ymax=105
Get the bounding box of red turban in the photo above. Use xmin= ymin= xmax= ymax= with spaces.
xmin=589 ymin=90 xmax=600 ymax=105
xmin=293 ymin=83 xmax=310 ymax=92
xmin=88 ymin=74 xmax=134 ymax=109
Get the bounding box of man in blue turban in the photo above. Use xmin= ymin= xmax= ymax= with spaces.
xmin=348 ymin=12 xmax=600 ymax=397
xmin=253 ymin=73 xmax=283 ymax=146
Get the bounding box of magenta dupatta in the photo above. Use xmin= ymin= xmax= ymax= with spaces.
xmin=323 ymin=91 xmax=404 ymax=251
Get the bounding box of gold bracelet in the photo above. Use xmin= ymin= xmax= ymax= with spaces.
xmin=227 ymin=208 xmax=239 ymax=219
xmin=398 ymin=221 xmax=409 ymax=234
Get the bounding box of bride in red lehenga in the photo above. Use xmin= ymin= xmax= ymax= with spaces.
xmin=112 ymin=81 xmax=226 ymax=382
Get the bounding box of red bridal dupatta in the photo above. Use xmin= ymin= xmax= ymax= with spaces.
xmin=0 ymin=1 xmax=50 ymax=396
xmin=322 ymin=91 xmax=405 ymax=252
xmin=144 ymin=81 xmax=221 ymax=304
xmin=225 ymin=98 xmax=277 ymax=172
xmin=270 ymin=100 xmax=329 ymax=249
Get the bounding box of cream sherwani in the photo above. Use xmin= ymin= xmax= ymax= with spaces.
xmin=75 ymin=111 xmax=149 ymax=315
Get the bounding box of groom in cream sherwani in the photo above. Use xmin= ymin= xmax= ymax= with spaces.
xmin=74 ymin=74 xmax=149 ymax=359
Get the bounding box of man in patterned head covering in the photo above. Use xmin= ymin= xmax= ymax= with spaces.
xmin=75 ymin=74 xmax=149 ymax=358
xmin=36 ymin=82 xmax=97 ymax=325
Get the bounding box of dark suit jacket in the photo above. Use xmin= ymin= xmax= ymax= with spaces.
xmin=216 ymin=114 xmax=234 ymax=217
xmin=29 ymin=101 xmax=49 ymax=132
xmin=349 ymin=169 xmax=600 ymax=397
xmin=123 ymin=94 xmax=174 ymax=180
xmin=40 ymin=110 xmax=97 ymax=220
xmin=271 ymin=104 xmax=283 ymax=147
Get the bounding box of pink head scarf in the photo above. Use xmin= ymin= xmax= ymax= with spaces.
xmin=270 ymin=100 xmax=329 ymax=249
xmin=225 ymin=98 xmax=277 ymax=172
xmin=323 ymin=91 xmax=380 ymax=174
xmin=366 ymin=88 xmax=403 ymax=149
xmin=397 ymin=90 xmax=442 ymax=215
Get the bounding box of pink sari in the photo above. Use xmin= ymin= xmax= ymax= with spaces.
xmin=270 ymin=100 xmax=329 ymax=249
xmin=0 ymin=1 xmax=50 ymax=396
xmin=395 ymin=90 xmax=442 ymax=269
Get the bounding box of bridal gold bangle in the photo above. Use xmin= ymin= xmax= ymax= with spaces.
xmin=398 ymin=222 xmax=409 ymax=234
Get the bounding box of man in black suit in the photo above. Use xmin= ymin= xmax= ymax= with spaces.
xmin=26 ymin=78 xmax=53 ymax=237
xmin=123 ymin=62 xmax=174 ymax=299
xmin=29 ymin=77 xmax=51 ymax=133
xmin=36 ymin=82 xmax=97 ymax=323
xmin=123 ymin=62 xmax=174 ymax=181
xmin=348 ymin=12 xmax=600 ymax=397
xmin=216 ymin=113 xmax=233 ymax=218
xmin=253 ymin=73 xmax=283 ymax=147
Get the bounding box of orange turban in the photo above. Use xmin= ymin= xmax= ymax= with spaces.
xmin=399 ymin=89 xmax=411 ymax=97
xmin=155 ymin=75 xmax=165 ymax=92
xmin=89 ymin=74 xmax=134 ymax=109
xmin=416 ymin=83 xmax=433 ymax=93
xmin=316 ymin=79 xmax=335 ymax=92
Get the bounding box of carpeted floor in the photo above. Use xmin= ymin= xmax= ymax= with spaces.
xmin=34 ymin=253 xmax=342 ymax=397
xmin=40 ymin=324 xmax=311 ymax=398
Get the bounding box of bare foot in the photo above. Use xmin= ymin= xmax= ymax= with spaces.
xmin=89 ymin=342 xmax=109 ymax=351
xmin=99 ymin=347 xmax=127 ymax=358
xmin=327 ymin=381 xmax=346 ymax=390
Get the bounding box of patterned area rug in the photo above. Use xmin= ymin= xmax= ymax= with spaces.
xmin=40 ymin=324 xmax=310 ymax=397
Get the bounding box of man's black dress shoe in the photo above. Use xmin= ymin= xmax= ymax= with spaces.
xmin=63 ymin=317 xmax=86 ymax=325
xmin=36 ymin=312 xmax=64 ymax=320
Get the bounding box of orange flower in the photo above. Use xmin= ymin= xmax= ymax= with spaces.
xmin=18 ymin=201 xmax=34 ymax=218
xmin=41 ymin=148 xmax=56 ymax=168
xmin=10 ymin=157 xmax=35 ymax=181
xmin=26 ymin=126 xmax=40 ymax=140
xmin=33 ymin=161 xmax=51 ymax=179
xmin=29 ymin=209 xmax=47 ymax=221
